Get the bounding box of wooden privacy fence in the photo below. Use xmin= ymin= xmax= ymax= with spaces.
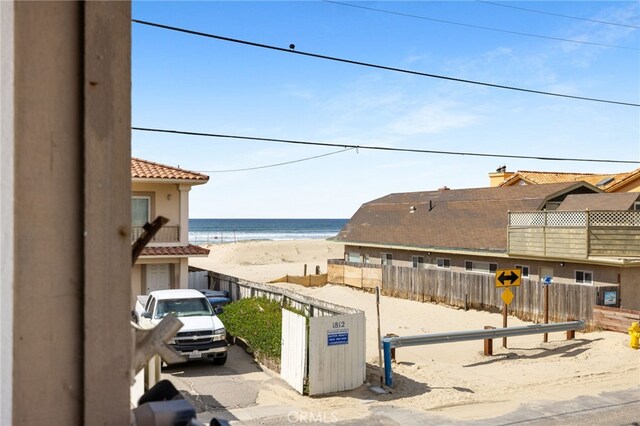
xmin=207 ymin=270 xmax=366 ymax=395
xmin=270 ymin=273 xmax=328 ymax=287
xmin=593 ymin=306 xmax=640 ymax=333
xmin=328 ymin=260 xmax=616 ymax=328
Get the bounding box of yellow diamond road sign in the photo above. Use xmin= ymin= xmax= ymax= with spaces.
xmin=501 ymin=287 xmax=514 ymax=305
xmin=495 ymin=268 xmax=521 ymax=287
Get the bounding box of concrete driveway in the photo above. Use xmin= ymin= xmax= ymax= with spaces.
xmin=161 ymin=345 xmax=297 ymax=424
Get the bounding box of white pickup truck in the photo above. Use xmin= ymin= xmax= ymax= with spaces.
xmin=134 ymin=289 xmax=228 ymax=365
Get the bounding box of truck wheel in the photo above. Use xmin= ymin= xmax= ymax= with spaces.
xmin=212 ymin=353 xmax=227 ymax=366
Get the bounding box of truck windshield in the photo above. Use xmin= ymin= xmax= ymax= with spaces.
xmin=155 ymin=298 xmax=213 ymax=319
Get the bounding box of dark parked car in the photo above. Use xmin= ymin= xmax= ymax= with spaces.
xmin=198 ymin=289 xmax=231 ymax=309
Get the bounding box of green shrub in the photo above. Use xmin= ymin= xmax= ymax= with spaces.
xmin=219 ymin=297 xmax=285 ymax=359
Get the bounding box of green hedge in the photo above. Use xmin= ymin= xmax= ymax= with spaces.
xmin=219 ymin=297 xmax=294 ymax=359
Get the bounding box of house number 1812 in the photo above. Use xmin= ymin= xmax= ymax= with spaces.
xmin=332 ymin=321 xmax=345 ymax=329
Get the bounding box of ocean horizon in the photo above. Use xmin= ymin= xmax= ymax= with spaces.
xmin=189 ymin=218 xmax=348 ymax=244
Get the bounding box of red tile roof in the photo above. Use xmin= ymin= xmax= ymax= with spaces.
xmin=140 ymin=244 xmax=210 ymax=257
xmin=131 ymin=158 xmax=209 ymax=182
xmin=500 ymin=170 xmax=638 ymax=192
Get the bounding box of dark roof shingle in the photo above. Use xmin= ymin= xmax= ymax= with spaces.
xmin=336 ymin=182 xmax=600 ymax=252
xmin=557 ymin=193 xmax=640 ymax=211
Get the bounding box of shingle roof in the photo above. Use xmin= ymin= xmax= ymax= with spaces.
xmin=140 ymin=244 xmax=210 ymax=257
xmin=499 ymin=170 xmax=638 ymax=192
xmin=335 ymin=182 xmax=600 ymax=253
xmin=557 ymin=193 xmax=640 ymax=211
xmin=131 ymin=158 xmax=209 ymax=182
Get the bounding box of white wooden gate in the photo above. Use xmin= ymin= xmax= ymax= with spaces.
xmin=280 ymin=309 xmax=307 ymax=394
xmin=308 ymin=312 xmax=366 ymax=395
xmin=188 ymin=270 xmax=208 ymax=289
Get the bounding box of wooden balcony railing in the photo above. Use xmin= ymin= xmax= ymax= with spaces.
xmin=508 ymin=211 xmax=640 ymax=258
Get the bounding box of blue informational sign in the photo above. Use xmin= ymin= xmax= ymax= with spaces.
xmin=604 ymin=291 xmax=617 ymax=305
xmin=542 ymin=276 xmax=553 ymax=285
xmin=327 ymin=330 xmax=349 ymax=346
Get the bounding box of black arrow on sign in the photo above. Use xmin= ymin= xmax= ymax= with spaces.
xmin=498 ymin=271 xmax=519 ymax=286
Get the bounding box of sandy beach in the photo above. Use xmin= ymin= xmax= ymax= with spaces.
xmin=191 ymin=239 xmax=345 ymax=283
xmin=190 ymin=239 xmax=640 ymax=421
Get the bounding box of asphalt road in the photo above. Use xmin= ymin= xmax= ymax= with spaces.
xmin=163 ymin=344 xmax=639 ymax=425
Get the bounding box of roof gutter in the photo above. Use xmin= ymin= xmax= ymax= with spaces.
xmin=132 ymin=178 xmax=208 ymax=185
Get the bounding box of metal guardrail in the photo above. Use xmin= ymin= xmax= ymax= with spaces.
xmin=383 ymin=321 xmax=584 ymax=348
xmin=381 ymin=320 xmax=584 ymax=387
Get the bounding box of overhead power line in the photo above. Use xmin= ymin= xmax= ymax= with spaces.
xmin=477 ymin=1 xmax=640 ymax=29
xmin=323 ymin=0 xmax=638 ymax=51
xmin=131 ymin=19 xmax=640 ymax=108
xmin=197 ymin=147 xmax=355 ymax=173
xmin=132 ymin=126 xmax=640 ymax=165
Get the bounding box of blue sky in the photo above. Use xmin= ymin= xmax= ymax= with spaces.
xmin=132 ymin=1 xmax=639 ymax=218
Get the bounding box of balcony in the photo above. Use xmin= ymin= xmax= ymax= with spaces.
xmin=508 ymin=210 xmax=640 ymax=259
xmin=131 ymin=225 xmax=180 ymax=244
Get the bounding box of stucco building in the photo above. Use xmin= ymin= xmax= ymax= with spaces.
xmin=131 ymin=158 xmax=210 ymax=304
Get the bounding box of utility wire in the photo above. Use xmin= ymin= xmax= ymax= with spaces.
xmin=196 ymin=147 xmax=355 ymax=173
xmin=132 ymin=126 xmax=640 ymax=165
xmin=477 ymin=1 xmax=640 ymax=29
xmin=131 ymin=20 xmax=640 ymax=108
xmin=323 ymin=0 xmax=638 ymax=51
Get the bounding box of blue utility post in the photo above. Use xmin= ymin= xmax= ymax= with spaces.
xmin=383 ymin=338 xmax=393 ymax=387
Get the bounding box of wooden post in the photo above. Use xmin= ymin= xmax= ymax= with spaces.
xmin=484 ymin=326 xmax=495 ymax=356
xmin=566 ymin=317 xmax=575 ymax=340
xmin=303 ymin=264 xmax=307 ymax=276
xmin=502 ymin=303 xmax=508 ymax=348
xmin=543 ymin=285 xmax=549 ymax=343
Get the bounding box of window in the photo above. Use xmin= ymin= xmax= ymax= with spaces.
xmin=363 ymin=253 xmax=370 ymax=264
xmin=575 ymin=270 xmax=593 ymax=284
xmin=132 ymin=196 xmax=150 ymax=226
xmin=381 ymin=253 xmax=392 ymax=266
xmin=436 ymin=258 xmax=451 ymax=269
xmin=465 ymin=261 xmax=497 ymax=274
xmin=347 ymin=252 xmax=361 ymax=263
xmin=412 ymin=256 xmax=425 ymax=268
xmin=634 ymin=201 xmax=640 ymax=211
xmin=515 ymin=265 xmax=530 ymax=278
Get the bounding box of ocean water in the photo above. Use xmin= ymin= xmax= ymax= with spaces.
xmin=189 ymin=218 xmax=348 ymax=244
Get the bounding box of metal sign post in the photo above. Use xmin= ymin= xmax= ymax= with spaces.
xmin=542 ymin=275 xmax=553 ymax=342
xmin=495 ymin=269 xmax=521 ymax=349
